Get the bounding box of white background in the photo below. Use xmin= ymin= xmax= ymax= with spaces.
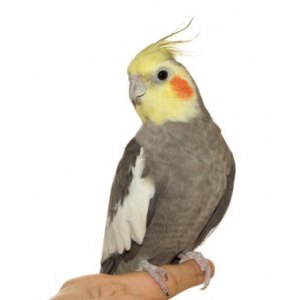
xmin=0 ymin=1 xmax=300 ymax=299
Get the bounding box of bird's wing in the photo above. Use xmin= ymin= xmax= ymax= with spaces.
xmin=101 ymin=138 xmax=157 ymax=273
xmin=192 ymin=156 xmax=235 ymax=248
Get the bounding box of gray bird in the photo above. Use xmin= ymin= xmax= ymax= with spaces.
xmin=100 ymin=22 xmax=235 ymax=295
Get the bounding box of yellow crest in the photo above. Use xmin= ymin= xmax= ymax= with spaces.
xmin=128 ymin=19 xmax=196 ymax=75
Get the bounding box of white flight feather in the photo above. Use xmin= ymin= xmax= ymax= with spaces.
xmin=102 ymin=148 xmax=155 ymax=261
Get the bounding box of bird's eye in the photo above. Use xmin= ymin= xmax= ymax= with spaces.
xmin=157 ymin=70 xmax=168 ymax=81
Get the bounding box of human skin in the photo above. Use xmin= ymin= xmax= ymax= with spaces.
xmin=51 ymin=259 xmax=214 ymax=300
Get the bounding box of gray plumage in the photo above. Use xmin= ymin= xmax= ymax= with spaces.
xmin=101 ymin=109 xmax=235 ymax=274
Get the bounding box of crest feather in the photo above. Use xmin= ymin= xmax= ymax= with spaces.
xmin=128 ymin=18 xmax=197 ymax=74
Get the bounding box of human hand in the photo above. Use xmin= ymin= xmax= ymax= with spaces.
xmin=50 ymin=259 xmax=214 ymax=300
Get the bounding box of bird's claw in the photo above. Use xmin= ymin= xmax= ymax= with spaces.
xmin=179 ymin=251 xmax=212 ymax=290
xmin=138 ymin=260 xmax=169 ymax=297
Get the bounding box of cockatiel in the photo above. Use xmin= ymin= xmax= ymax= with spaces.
xmin=100 ymin=21 xmax=235 ymax=296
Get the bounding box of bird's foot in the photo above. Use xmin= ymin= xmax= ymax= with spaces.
xmin=179 ymin=251 xmax=212 ymax=290
xmin=138 ymin=260 xmax=169 ymax=297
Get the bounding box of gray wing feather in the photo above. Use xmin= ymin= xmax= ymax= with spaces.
xmin=192 ymin=156 xmax=235 ymax=248
xmin=107 ymin=138 xmax=141 ymax=218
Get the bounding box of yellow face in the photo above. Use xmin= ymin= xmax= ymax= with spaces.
xmin=128 ymin=56 xmax=200 ymax=125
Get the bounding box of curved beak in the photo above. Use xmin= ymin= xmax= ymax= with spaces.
xmin=129 ymin=75 xmax=147 ymax=106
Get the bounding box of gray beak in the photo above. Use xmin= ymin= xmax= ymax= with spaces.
xmin=129 ymin=75 xmax=147 ymax=106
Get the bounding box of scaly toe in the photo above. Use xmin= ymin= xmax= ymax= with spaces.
xmin=179 ymin=251 xmax=212 ymax=290
xmin=138 ymin=260 xmax=169 ymax=297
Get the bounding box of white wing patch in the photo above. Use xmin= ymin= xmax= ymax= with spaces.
xmin=102 ymin=148 xmax=155 ymax=262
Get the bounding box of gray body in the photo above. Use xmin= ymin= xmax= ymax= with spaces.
xmin=101 ymin=111 xmax=235 ymax=274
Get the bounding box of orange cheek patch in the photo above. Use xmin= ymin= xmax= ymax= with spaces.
xmin=170 ymin=76 xmax=193 ymax=99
